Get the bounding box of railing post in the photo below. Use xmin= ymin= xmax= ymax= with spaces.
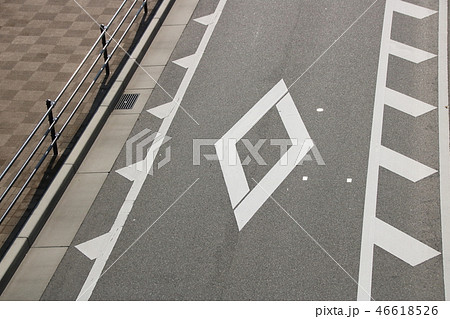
xmin=100 ymin=24 xmax=110 ymax=77
xmin=143 ymin=0 xmax=148 ymax=15
xmin=46 ymin=99 xmax=58 ymax=156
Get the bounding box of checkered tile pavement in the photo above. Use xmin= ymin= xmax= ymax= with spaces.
xmin=0 ymin=0 xmax=158 ymax=252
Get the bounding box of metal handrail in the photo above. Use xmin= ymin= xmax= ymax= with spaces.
xmin=0 ymin=0 xmax=149 ymax=226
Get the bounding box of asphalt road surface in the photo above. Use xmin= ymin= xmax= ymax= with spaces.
xmin=41 ymin=0 xmax=450 ymax=300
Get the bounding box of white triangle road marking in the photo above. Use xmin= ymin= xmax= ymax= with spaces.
xmin=75 ymin=233 xmax=110 ymax=261
xmin=385 ymin=88 xmax=436 ymax=117
xmin=194 ymin=13 xmax=216 ymax=25
xmin=147 ymin=102 xmax=174 ymax=119
xmin=393 ymin=0 xmax=437 ymax=19
xmin=374 ymin=218 xmax=441 ymax=266
xmin=379 ymin=146 xmax=437 ymax=182
xmin=389 ymin=40 xmax=436 ymax=63
xmin=173 ymin=54 xmax=197 ymax=69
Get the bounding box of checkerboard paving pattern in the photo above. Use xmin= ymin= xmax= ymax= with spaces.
xmin=0 ymin=0 xmax=158 ymax=251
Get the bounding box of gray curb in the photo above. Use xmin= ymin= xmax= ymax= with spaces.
xmin=0 ymin=0 xmax=176 ymax=293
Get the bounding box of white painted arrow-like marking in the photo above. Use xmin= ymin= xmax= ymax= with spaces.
xmin=147 ymin=102 xmax=174 ymax=119
xmin=76 ymin=233 xmax=110 ymax=261
xmin=115 ymin=165 xmax=139 ymax=182
xmin=173 ymin=54 xmax=197 ymax=69
xmin=385 ymin=88 xmax=436 ymax=117
xmin=358 ymin=0 xmax=441 ymax=301
xmin=76 ymin=0 xmax=229 ymax=301
xmin=393 ymin=0 xmax=437 ymax=19
xmin=389 ymin=40 xmax=436 ymax=63
xmin=116 ymin=132 xmax=170 ymax=181
xmin=374 ymin=218 xmax=440 ymax=266
xmin=379 ymin=146 xmax=437 ymax=182
xmin=194 ymin=13 xmax=216 ymax=26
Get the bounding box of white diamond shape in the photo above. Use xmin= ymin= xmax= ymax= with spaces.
xmin=215 ymin=79 xmax=313 ymax=231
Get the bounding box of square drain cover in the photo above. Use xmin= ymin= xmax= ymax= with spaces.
xmin=114 ymin=93 xmax=139 ymax=110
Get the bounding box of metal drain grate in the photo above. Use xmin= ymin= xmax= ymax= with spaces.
xmin=114 ymin=93 xmax=139 ymax=110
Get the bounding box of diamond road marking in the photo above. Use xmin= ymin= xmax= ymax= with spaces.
xmin=216 ymin=79 xmax=313 ymax=231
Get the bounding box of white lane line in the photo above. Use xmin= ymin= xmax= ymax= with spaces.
xmin=76 ymin=0 xmax=229 ymax=301
xmin=389 ymin=40 xmax=436 ymax=63
xmin=357 ymin=0 xmax=395 ymax=301
xmin=385 ymin=88 xmax=436 ymax=117
xmin=438 ymin=0 xmax=450 ymax=301
xmin=118 ymin=0 xmax=228 ymax=181
xmin=125 ymin=129 xmax=152 ymax=169
xmin=358 ymin=0 xmax=442 ymax=301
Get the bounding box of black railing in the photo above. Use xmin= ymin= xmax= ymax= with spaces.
xmin=0 ymin=1 xmax=149 ymax=233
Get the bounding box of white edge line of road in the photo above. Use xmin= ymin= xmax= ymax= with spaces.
xmin=357 ymin=0 xmax=394 ymax=302
xmin=76 ymin=0 xmax=228 ymax=301
xmin=438 ymin=0 xmax=450 ymax=302
xmin=0 ymin=0 xmax=176 ymax=295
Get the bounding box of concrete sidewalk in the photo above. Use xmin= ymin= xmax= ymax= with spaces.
xmin=0 ymin=0 xmax=158 ymax=254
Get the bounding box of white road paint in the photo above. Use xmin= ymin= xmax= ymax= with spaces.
xmin=357 ymin=0 xmax=440 ymax=301
xmin=303 ymin=176 xmax=308 ymax=181
xmin=438 ymin=0 xmax=450 ymax=301
xmin=76 ymin=0 xmax=229 ymax=300
xmin=173 ymin=54 xmax=197 ymax=69
xmin=147 ymin=102 xmax=174 ymax=119
xmin=116 ymin=132 xmax=170 ymax=181
xmin=347 ymin=178 xmax=352 ymax=183
xmin=215 ymin=80 xmax=313 ymax=231
xmin=75 ymin=233 xmax=109 ymax=261
xmin=125 ymin=129 xmax=151 ymax=168
xmin=216 ymin=80 xmax=287 ymax=208
xmin=374 ymin=218 xmax=440 ymax=266
xmin=194 ymin=13 xmax=215 ymax=26
xmin=392 ymin=0 xmax=437 ymax=19
xmin=385 ymin=88 xmax=436 ymax=117
xmin=389 ymin=40 xmax=436 ymax=64
xmin=379 ymin=146 xmax=437 ymax=182
xmin=317 ymin=108 xmax=324 ymax=112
